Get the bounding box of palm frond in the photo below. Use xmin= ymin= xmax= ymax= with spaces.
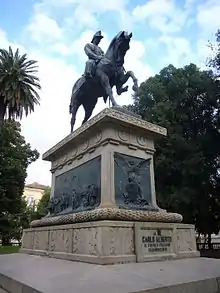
xmin=0 ymin=46 xmax=41 ymax=121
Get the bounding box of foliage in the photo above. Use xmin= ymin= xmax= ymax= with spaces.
xmin=20 ymin=187 xmax=51 ymax=226
xmin=208 ymin=29 xmax=220 ymax=76
xmin=0 ymin=120 xmax=39 ymax=244
xmin=0 ymin=246 xmax=20 ymax=254
xmin=36 ymin=187 xmax=51 ymax=218
xmin=128 ymin=63 xmax=220 ymax=242
xmin=0 ymin=46 xmax=41 ymax=129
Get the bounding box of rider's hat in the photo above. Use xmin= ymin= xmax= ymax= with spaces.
xmin=91 ymin=30 xmax=104 ymax=43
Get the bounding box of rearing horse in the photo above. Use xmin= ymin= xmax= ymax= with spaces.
xmin=69 ymin=31 xmax=138 ymax=132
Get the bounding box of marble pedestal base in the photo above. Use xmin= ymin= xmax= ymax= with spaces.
xmin=21 ymin=220 xmax=199 ymax=265
xmin=1 ymin=255 xmax=220 ymax=293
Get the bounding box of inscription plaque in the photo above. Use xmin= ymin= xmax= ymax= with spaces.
xmin=114 ymin=152 xmax=158 ymax=210
xmin=48 ymin=156 xmax=101 ymax=216
xmin=135 ymin=223 xmax=175 ymax=262
xmin=141 ymin=230 xmax=172 ymax=253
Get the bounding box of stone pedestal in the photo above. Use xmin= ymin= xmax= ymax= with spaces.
xmin=21 ymin=221 xmax=199 ymax=265
xmin=21 ymin=107 xmax=199 ymax=264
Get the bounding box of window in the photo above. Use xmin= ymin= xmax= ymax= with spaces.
xmin=27 ymin=196 xmax=35 ymax=207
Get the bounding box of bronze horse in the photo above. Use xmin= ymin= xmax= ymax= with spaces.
xmin=69 ymin=31 xmax=138 ymax=132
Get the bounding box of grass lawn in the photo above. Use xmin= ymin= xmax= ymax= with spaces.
xmin=0 ymin=245 xmax=20 ymax=254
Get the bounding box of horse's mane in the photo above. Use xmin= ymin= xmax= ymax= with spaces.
xmin=105 ymin=31 xmax=124 ymax=56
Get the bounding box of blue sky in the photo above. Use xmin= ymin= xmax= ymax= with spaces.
xmin=0 ymin=0 xmax=220 ymax=185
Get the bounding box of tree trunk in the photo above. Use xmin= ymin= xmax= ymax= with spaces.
xmin=1 ymin=236 xmax=11 ymax=246
xmin=208 ymin=233 xmax=212 ymax=250
xmin=202 ymin=234 xmax=206 ymax=248
xmin=0 ymin=97 xmax=6 ymax=131
xmin=196 ymin=232 xmax=201 ymax=243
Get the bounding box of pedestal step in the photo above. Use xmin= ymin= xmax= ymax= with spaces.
xmin=21 ymin=220 xmax=199 ymax=265
xmin=0 ymin=254 xmax=220 ymax=293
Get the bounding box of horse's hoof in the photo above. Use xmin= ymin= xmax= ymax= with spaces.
xmin=132 ymin=85 xmax=138 ymax=92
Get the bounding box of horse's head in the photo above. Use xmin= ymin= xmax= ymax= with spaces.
xmin=106 ymin=31 xmax=132 ymax=67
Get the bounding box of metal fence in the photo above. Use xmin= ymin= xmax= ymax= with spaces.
xmin=197 ymin=242 xmax=220 ymax=250
xmin=197 ymin=242 xmax=220 ymax=259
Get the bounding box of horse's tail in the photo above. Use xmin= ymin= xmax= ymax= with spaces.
xmin=69 ymin=76 xmax=85 ymax=114
xmin=69 ymin=86 xmax=79 ymax=133
xmin=69 ymin=85 xmax=75 ymax=114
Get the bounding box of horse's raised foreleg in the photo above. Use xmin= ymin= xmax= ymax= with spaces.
xmin=116 ymin=72 xmax=130 ymax=95
xmin=116 ymin=85 xmax=129 ymax=95
xmin=117 ymin=71 xmax=138 ymax=95
xmin=97 ymin=69 xmax=118 ymax=107
xmin=127 ymin=70 xmax=138 ymax=92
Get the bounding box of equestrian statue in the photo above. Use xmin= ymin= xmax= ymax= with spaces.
xmin=69 ymin=30 xmax=138 ymax=132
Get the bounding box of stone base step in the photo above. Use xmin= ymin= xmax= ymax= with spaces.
xmin=0 ymin=254 xmax=220 ymax=293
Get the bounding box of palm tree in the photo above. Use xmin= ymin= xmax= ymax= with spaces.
xmin=0 ymin=46 xmax=41 ymax=129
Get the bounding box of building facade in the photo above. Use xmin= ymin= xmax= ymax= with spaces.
xmin=23 ymin=182 xmax=48 ymax=208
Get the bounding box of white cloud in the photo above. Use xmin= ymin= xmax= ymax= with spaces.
xmin=196 ymin=0 xmax=220 ymax=35
xmin=132 ymin=0 xmax=190 ymax=34
xmin=133 ymin=0 xmax=172 ymax=17
xmin=0 ymin=29 xmax=10 ymax=47
xmin=20 ymin=53 xmax=82 ymax=185
xmin=158 ymin=36 xmax=192 ymax=67
xmin=195 ymin=39 xmax=213 ymax=66
xmin=50 ymin=42 xmax=70 ymax=55
xmin=37 ymin=0 xmax=76 ymax=6
xmin=35 ymin=0 xmax=129 ymax=29
xmin=184 ymin=0 xmax=196 ymax=10
xmin=41 ymin=0 xmax=128 ymax=12
xmin=0 ymin=28 xmax=26 ymax=53
xmin=72 ymin=9 xmax=97 ymax=28
xmin=126 ymin=39 xmax=153 ymax=82
xmin=157 ymin=35 xmax=211 ymax=69
xmin=27 ymin=12 xmax=63 ymax=43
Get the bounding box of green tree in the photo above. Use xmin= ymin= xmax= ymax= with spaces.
xmin=36 ymin=187 xmax=51 ymax=218
xmin=1 ymin=197 xmax=30 ymax=245
xmin=208 ymin=29 xmax=220 ymax=76
xmin=0 ymin=120 xmax=39 ymax=245
xmin=128 ymin=64 xmax=220 ymax=245
xmin=21 ymin=187 xmax=51 ymax=225
xmin=0 ymin=46 xmax=41 ymax=129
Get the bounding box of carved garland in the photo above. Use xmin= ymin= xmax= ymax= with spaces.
xmin=30 ymin=208 xmax=183 ymax=228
